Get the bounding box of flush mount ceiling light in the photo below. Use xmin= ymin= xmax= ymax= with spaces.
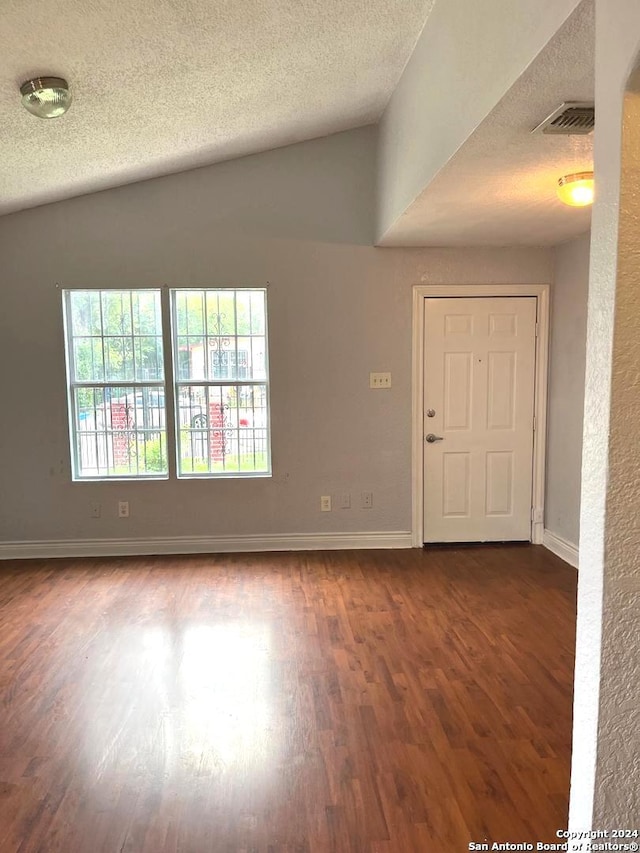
xmin=557 ymin=171 xmax=595 ymax=207
xmin=20 ymin=76 xmax=71 ymax=119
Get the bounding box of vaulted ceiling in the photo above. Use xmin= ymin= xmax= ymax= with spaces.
xmin=0 ymin=0 xmax=433 ymax=215
xmin=1 ymin=0 xmax=593 ymax=247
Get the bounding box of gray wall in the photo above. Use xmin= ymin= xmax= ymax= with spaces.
xmin=545 ymin=231 xmax=590 ymax=547
xmin=0 ymin=126 xmax=553 ymax=545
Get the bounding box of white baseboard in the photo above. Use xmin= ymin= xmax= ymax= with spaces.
xmin=0 ymin=531 xmax=413 ymax=561
xmin=543 ymin=529 xmax=579 ymax=568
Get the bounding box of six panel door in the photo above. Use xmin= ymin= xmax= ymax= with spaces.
xmin=423 ymin=296 xmax=537 ymax=542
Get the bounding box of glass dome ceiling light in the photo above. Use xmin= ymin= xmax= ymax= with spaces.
xmin=20 ymin=77 xmax=71 ymax=119
xmin=556 ymin=171 xmax=595 ymax=207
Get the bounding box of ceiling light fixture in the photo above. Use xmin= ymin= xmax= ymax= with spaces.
xmin=557 ymin=171 xmax=595 ymax=207
xmin=20 ymin=76 xmax=71 ymax=119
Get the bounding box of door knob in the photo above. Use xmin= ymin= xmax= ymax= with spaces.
xmin=425 ymin=433 xmax=444 ymax=443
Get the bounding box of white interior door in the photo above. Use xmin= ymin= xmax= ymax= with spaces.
xmin=423 ymin=296 xmax=537 ymax=542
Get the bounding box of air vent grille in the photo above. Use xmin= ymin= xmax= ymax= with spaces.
xmin=532 ymin=102 xmax=595 ymax=135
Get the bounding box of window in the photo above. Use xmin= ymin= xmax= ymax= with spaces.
xmin=63 ymin=287 xmax=270 ymax=480
xmin=63 ymin=290 xmax=168 ymax=479
xmin=210 ymin=349 xmax=249 ymax=380
xmin=172 ymin=289 xmax=270 ymax=477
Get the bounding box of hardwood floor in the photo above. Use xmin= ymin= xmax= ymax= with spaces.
xmin=0 ymin=546 xmax=576 ymax=852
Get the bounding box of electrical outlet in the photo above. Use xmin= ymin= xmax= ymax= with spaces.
xmin=361 ymin=491 xmax=373 ymax=509
xmin=369 ymin=372 xmax=392 ymax=389
xmin=118 ymin=500 xmax=129 ymax=518
xmin=91 ymin=503 xmax=101 ymax=519
xmin=339 ymin=493 xmax=351 ymax=509
xmin=320 ymin=495 xmax=332 ymax=512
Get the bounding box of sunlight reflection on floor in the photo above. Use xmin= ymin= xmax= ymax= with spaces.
xmin=88 ymin=621 xmax=276 ymax=783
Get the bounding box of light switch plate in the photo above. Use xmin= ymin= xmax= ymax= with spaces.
xmin=370 ymin=372 xmax=392 ymax=389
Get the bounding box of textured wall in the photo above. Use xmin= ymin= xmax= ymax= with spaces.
xmin=569 ymin=0 xmax=640 ymax=831
xmin=375 ymin=0 xmax=582 ymax=240
xmin=0 ymin=127 xmax=553 ymax=546
xmin=546 ymin=232 xmax=590 ymax=547
xmin=592 ymin=66 xmax=640 ymax=824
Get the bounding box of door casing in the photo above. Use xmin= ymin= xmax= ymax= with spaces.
xmin=411 ymin=284 xmax=550 ymax=548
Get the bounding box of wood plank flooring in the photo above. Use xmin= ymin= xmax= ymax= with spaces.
xmin=0 ymin=545 xmax=576 ymax=852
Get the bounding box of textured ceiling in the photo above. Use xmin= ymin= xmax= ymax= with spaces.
xmin=380 ymin=0 xmax=595 ymax=247
xmin=0 ymin=0 xmax=433 ymax=215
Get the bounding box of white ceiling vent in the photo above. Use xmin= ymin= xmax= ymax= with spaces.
xmin=531 ymin=102 xmax=595 ymax=135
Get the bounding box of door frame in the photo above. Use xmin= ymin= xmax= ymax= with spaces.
xmin=411 ymin=284 xmax=550 ymax=548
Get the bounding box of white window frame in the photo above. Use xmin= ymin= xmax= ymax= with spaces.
xmin=63 ymin=287 xmax=271 ymax=481
xmin=170 ymin=287 xmax=272 ymax=479
xmin=62 ymin=288 xmax=169 ymax=481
